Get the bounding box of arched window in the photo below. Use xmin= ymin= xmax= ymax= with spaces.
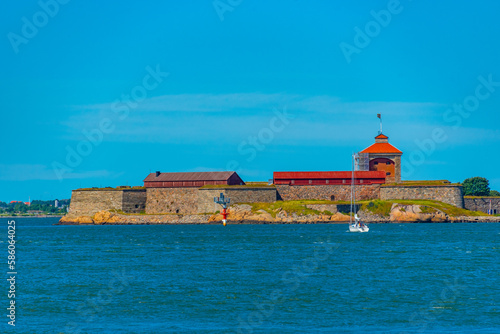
xmin=330 ymin=195 xmax=335 ymax=201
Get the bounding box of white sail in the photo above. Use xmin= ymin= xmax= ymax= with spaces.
xmin=349 ymin=154 xmax=369 ymax=233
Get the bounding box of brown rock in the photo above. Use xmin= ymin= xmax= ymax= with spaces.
xmin=389 ymin=204 xmax=449 ymax=222
xmin=68 ymin=216 xmax=94 ymax=224
xmin=93 ymin=211 xmax=123 ymax=224
xmin=330 ymin=212 xmax=350 ymax=222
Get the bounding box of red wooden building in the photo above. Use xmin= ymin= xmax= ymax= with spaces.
xmin=144 ymin=171 xmax=245 ymax=188
xmin=273 ymin=171 xmax=386 ymax=186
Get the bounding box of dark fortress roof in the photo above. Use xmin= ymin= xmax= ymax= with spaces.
xmin=144 ymin=171 xmax=242 ymax=183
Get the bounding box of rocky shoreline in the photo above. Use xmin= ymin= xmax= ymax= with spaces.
xmin=58 ymin=204 xmax=500 ymax=225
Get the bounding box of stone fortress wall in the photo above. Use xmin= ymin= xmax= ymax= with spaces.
xmin=68 ymin=184 xmax=473 ymax=217
xmin=197 ymin=187 xmax=276 ymax=213
xmin=68 ymin=189 xmax=146 ymax=217
xmin=146 ymin=188 xmax=199 ymax=214
xmin=463 ymin=197 xmax=500 ymax=214
xmin=122 ymin=190 xmax=147 ymax=213
xmin=69 ymin=187 xmax=277 ymax=216
xmin=144 ymin=187 xmax=276 ymax=214
xmin=275 ymin=184 xmax=381 ymax=201
xmin=380 ymin=185 xmax=464 ymax=208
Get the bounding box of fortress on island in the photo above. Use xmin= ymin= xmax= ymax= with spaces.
xmin=66 ymin=131 xmax=483 ymax=221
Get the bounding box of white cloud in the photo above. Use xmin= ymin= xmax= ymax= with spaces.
xmin=75 ymin=92 xmax=440 ymax=115
xmin=64 ymin=93 xmax=464 ymax=146
xmin=76 ymin=93 xmax=295 ymax=113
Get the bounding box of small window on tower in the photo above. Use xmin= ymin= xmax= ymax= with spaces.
xmin=374 ymin=162 xmax=379 ymax=165
xmin=386 ymin=161 xmax=391 ymax=165
xmin=386 ymin=172 xmax=391 ymax=176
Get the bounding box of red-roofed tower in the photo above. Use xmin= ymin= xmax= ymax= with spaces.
xmin=359 ymin=133 xmax=402 ymax=183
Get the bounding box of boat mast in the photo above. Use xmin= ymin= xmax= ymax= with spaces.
xmin=353 ymin=154 xmax=356 ymax=219
xmin=350 ymin=153 xmax=354 ymax=224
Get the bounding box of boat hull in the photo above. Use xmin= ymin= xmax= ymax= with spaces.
xmin=349 ymin=224 xmax=369 ymax=233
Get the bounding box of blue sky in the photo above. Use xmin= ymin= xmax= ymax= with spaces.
xmin=1 ymin=0 xmax=500 ymax=201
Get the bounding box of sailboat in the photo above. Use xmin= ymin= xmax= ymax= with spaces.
xmin=349 ymin=153 xmax=369 ymax=233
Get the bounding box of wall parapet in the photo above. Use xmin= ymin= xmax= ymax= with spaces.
xmin=75 ymin=187 xmax=146 ymax=191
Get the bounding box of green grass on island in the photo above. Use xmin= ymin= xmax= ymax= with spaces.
xmin=242 ymin=199 xmax=484 ymax=218
xmin=383 ymin=199 xmax=483 ymax=217
xmin=244 ymin=200 xmax=331 ymax=218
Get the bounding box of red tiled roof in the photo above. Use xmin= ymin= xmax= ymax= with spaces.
xmin=359 ymin=143 xmax=402 ymax=154
xmin=144 ymin=171 xmax=239 ymax=182
xmin=375 ymin=133 xmax=388 ymax=139
xmin=273 ymin=171 xmax=386 ymax=179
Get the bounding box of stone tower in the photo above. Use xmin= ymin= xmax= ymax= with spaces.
xmin=359 ymin=133 xmax=402 ymax=183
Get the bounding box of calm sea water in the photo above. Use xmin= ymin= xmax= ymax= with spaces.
xmin=1 ymin=218 xmax=498 ymax=333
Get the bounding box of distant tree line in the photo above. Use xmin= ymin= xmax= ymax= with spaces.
xmin=0 ymin=199 xmax=70 ymax=215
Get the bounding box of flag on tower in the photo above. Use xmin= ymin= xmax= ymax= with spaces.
xmin=377 ymin=113 xmax=381 ymax=119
